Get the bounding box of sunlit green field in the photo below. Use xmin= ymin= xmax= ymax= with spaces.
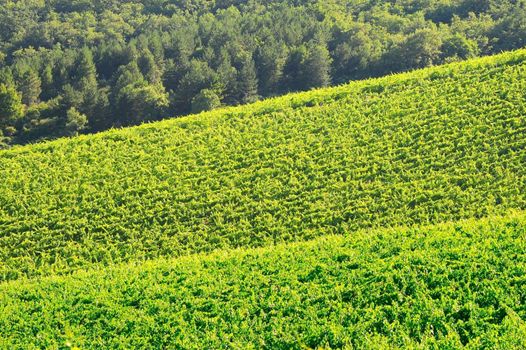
xmin=2 ymin=212 xmax=526 ymax=348
xmin=1 ymin=50 xmax=526 ymax=348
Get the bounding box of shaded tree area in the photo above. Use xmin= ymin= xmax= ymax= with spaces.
xmin=0 ymin=0 xmax=525 ymax=147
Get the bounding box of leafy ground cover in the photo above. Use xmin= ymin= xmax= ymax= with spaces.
xmin=0 ymin=50 xmax=525 ymax=282
xmin=1 ymin=212 xmax=525 ymax=349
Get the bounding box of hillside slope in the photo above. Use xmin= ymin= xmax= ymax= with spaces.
xmin=1 ymin=212 xmax=526 ymax=348
xmin=1 ymin=50 xmax=526 ymax=282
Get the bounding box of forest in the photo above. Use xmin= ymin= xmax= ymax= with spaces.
xmin=0 ymin=0 xmax=525 ymax=146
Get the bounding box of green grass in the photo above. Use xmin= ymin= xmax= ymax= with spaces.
xmin=1 ymin=50 xmax=526 ymax=282
xmin=1 ymin=212 xmax=525 ymax=349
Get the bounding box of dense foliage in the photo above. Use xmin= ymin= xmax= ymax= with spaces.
xmin=1 ymin=212 xmax=526 ymax=348
xmin=1 ymin=50 xmax=525 ymax=282
xmin=1 ymin=0 xmax=526 ymax=146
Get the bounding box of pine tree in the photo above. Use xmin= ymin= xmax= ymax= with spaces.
xmin=303 ymin=44 xmax=332 ymax=89
xmin=73 ymin=47 xmax=97 ymax=85
xmin=40 ymin=64 xmax=55 ymax=100
xmin=65 ymin=107 xmax=88 ymax=136
xmin=149 ymin=32 xmax=165 ymax=62
xmin=255 ymin=39 xmax=287 ymax=97
xmin=215 ymin=48 xmax=236 ymax=105
xmin=71 ymin=48 xmax=102 ymax=122
xmin=61 ymin=47 xmax=110 ymax=131
xmin=138 ymin=49 xmax=162 ymax=84
xmin=282 ymin=46 xmax=307 ymax=92
xmin=235 ymin=54 xmax=259 ymax=104
xmin=19 ymin=69 xmax=42 ymax=106
xmin=114 ymin=61 xmax=145 ymax=93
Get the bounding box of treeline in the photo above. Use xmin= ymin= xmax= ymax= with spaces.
xmin=0 ymin=0 xmax=525 ymax=146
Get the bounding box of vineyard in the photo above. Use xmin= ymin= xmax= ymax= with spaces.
xmin=1 ymin=212 xmax=526 ymax=348
xmin=1 ymin=49 xmax=526 ymax=347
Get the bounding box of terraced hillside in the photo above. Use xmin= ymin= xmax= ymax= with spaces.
xmin=2 ymin=212 xmax=526 ymax=348
xmin=1 ymin=50 xmax=526 ymax=283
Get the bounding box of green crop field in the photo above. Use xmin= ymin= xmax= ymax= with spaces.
xmin=1 ymin=49 xmax=526 ymax=348
xmin=1 ymin=50 xmax=525 ymax=282
xmin=1 ymin=212 xmax=526 ymax=348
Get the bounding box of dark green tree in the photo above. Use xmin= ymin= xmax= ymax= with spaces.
xmin=16 ymin=68 xmax=41 ymax=106
xmin=442 ymin=34 xmax=479 ymax=61
xmin=116 ymin=82 xmax=169 ymax=125
xmin=255 ymin=39 xmax=287 ymax=97
xmin=68 ymin=48 xmax=109 ymax=129
xmin=191 ymin=88 xmax=221 ymax=113
xmin=65 ymin=107 xmax=88 ymax=136
xmin=174 ymin=59 xmax=217 ymax=113
xmin=138 ymin=49 xmax=162 ymax=84
xmin=114 ymin=61 xmax=146 ymax=93
xmin=492 ymin=3 xmax=526 ymax=52
xmin=331 ymin=24 xmax=385 ymax=82
xmin=235 ymin=54 xmax=259 ymax=104
xmin=303 ymin=43 xmax=332 ymax=89
xmin=40 ymin=64 xmax=55 ymax=100
xmin=212 ymin=48 xmax=236 ymax=103
xmin=401 ymin=28 xmax=443 ymax=69
xmin=283 ymin=46 xmax=307 ymax=92
xmin=381 ymin=27 xmax=443 ymax=73
xmin=73 ymin=47 xmax=97 ymax=85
